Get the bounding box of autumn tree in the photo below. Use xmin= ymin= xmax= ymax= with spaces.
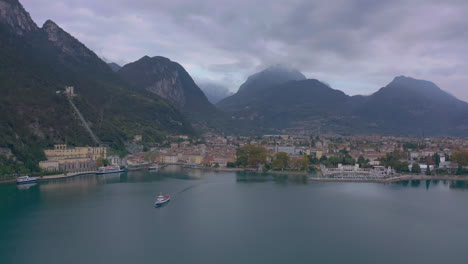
xmin=272 ymin=152 xmax=290 ymax=171
xmin=452 ymin=152 xmax=468 ymax=166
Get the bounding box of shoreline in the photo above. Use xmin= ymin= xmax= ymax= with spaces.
xmin=3 ymin=167 xmax=468 ymax=185
xmin=0 ymin=171 xmax=96 ymax=185
xmin=38 ymin=171 xmax=96 ymax=181
xmin=309 ymin=174 xmax=468 ymax=183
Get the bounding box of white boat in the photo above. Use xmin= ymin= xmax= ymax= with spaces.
xmin=96 ymin=165 xmax=124 ymax=175
xmin=154 ymin=193 xmax=170 ymax=207
xmin=16 ymin=176 xmax=38 ymax=185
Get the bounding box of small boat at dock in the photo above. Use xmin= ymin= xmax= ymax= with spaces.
xmin=96 ymin=165 xmax=124 ymax=175
xmin=154 ymin=193 xmax=170 ymax=207
xmin=16 ymin=176 xmax=38 ymax=185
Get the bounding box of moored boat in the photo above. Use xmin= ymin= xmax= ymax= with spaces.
xmin=96 ymin=165 xmax=124 ymax=175
xmin=16 ymin=176 xmax=38 ymax=185
xmin=154 ymin=193 xmax=170 ymax=207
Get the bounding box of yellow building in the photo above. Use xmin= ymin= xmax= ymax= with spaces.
xmin=44 ymin=144 xmax=107 ymax=161
xmin=39 ymin=145 xmax=106 ymax=173
xmin=38 ymin=160 xmax=60 ymax=172
xmin=187 ymin=155 xmax=203 ymax=164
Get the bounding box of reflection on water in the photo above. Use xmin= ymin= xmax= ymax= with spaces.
xmin=236 ymin=172 xmax=308 ymax=185
xmin=16 ymin=182 xmax=37 ymax=190
xmin=449 ymin=181 xmax=468 ymax=190
xmin=5 ymin=168 xmax=468 ymax=199
xmin=392 ymin=179 xmax=468 ymax=191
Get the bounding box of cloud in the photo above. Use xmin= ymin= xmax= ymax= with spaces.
xmin=21 ymin=0 xmax=468 ymax=101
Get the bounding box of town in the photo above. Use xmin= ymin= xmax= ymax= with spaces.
xmin=6 ymin=133 xmax=463 ymax=182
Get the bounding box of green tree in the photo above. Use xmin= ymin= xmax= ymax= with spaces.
xmin=307 ymin=155 xmax=319 ymax=164
xmin=426 ymin=165 xmax=432 ymax=175
xmin=412 ymin=163 xmax=421 ymax=174
xmin=272 ymin=152 xmax=290 ymax=171
xmin=319 ymin=155 xmax=328 ymax=163
xmin=236 ymin=145 xmax=267 ymax=167
xmin=96 ymin=158 xmax=109 ymax=167
xmin=300 ymin=155 xmax=310 ymax=171
xmin=433 ymin=153 xmax=441 ymax=168
xmin=357 ymin=156 xmax=371 ymax=168
xmin=379 ymin=151 xmax=410 ymax=173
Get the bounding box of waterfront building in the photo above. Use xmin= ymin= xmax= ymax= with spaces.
xmin=44 ymin=144 xmax=107 ymax=161
xmin=39 ymin=144 xmax=106 ymax=173
xmin=186 ymin=155 xmax=204 ymax=165
xmin=276 ymin=146 xmax=296 ymax=155
xmin=108 ymin=155 xmax=121 ymax=166
xmin=163 ymin=155 xmax=179 ymax=164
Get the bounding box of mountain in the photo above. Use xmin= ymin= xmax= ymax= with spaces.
xmin=0 ymin=0 xmax=193 ymax=171
xmin=217 ymin=65 xmax=306 ymax=111
xmin=118 ymin=56 xmax=217 ymax=119
xmin=222 ymin=79 xmax=358 ymax=134
xmin=107 ymin=62 xmax=121 ymax=72
xmin=217 ymin=65 xmax=468 ymax=136
xmin=0 ymin=0 xmax=37 ymax=35
xmin=198 ymin=82 xmax=233 ymax=104
xmin=352 ymin=76 xmax=468 ymax=136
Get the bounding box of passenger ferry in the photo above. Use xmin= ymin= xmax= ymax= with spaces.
xmin=96 ymin=165 xmax=124 ymax=175
xmin=16 ymin=176 xmax=38 ymax=185
xmin=154 ymin=193 xmax=170 ymax=207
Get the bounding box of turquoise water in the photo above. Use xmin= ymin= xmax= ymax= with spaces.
xmin=1 ymin=166 xmax=467 ymax=264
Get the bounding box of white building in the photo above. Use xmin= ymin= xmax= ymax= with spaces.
xmin=108 ymin=155 xmax=121 ymax=166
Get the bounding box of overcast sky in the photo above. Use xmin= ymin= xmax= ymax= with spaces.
xmin=22 ymin=0 xmax=468 ymax=101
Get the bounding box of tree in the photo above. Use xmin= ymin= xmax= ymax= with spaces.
xmin=456 ymin=165 xmax=464 ymax=175
xmin=272 ymin=152 xmax=290 ymax=171
xmin=96 ymin=158 xmax=109 ymax=167
xmin=426 ymin=165 xmax=432 ymax=175
xmin=307 ymin=155 xmax=319 ymax=165
xmin=433 ymin=153 xmax=441 ymax=168
xmin=236 ymin=145 xmax=267 ymax=167
xmin=226 ymin=162 xmax=236 ymax=168
xmin=300 ymin=155 xmax=310 ymax=171
xmin=357 ymin=156 xmax=370 ymax=168
xmin=452 ymin=152 xmax=468 ymax=166
xmin=319 ymin=155 xmax=328 ymax=163
xmin=379 ymin=151 xmax=410 ymax=173
xmin=412 ymin=163 xmax=421 ymax=174
xmin=425 ymin=155 xmax=435 ymax=166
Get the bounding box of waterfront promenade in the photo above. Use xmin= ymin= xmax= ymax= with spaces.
xmin=309 ymin=174 xmax=468 ymax=183
xmin=0 ymin=170 xmax=96 ymax=184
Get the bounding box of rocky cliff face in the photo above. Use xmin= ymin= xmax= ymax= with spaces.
xmin=0 ymin=0 xmax=37 ymax=35
xmin=42 ymin=20 xmax=94 ymax=58
xmin=119 ymin=56 xmax=215 ymax=117
xmin=140 ymin=59 xmax=188 ymax=107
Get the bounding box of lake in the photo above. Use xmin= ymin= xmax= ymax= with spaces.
xmin=1 ymin=166 xmax=467 ymax=264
